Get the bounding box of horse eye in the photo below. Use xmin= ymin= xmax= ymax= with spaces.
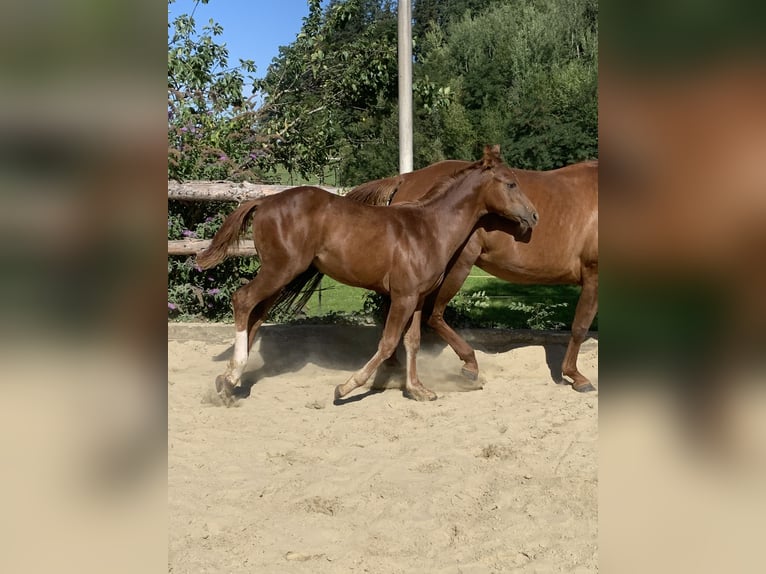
xmin=506 ymin=182 xmax=517 ymax=189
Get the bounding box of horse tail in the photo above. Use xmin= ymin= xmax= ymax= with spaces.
xmin=269 ymin=266 xmax=325 ymax=319
xmin=345 ymin=175 xmax=401 ymax=205
xmin=196 ymin=199 xmax=262 ymax=270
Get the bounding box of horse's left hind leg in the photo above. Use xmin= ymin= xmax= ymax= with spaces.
xmin=561 ymin=267 xmax=598 ymax=392
xmin=217 ymin=270 xmax=296 ymax=405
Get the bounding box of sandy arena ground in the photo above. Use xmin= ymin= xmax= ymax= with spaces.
xmin=168 ymin=323 xmax=598 ymax=573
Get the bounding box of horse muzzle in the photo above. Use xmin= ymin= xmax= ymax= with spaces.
xmin=515 ymin=210 xmax=539 ymax=230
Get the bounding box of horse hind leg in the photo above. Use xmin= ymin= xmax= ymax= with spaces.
xmin=216 ymin=268 xmax=300 ymax=405
xmin=561 ymin=268 xmax=598 ymax=392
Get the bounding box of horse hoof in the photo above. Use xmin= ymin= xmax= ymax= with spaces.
xmin=215 ymin=374 xmax=227 ymax=394
xmin=403 ymin=388 xmax=438 ymax=402
xmin=334 ymin=385 xmax=344 ymax=401
xmin=573 ymin=382 xmax=596 ymax=393
xmin=460 ymin=367 xmax=479 ymax=381
xmin=215 ymin=375 xmax=237 ymax=407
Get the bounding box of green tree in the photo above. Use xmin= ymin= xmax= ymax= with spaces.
xmin=415 ymin=0 xmax=598 ymax=169
xmin=168 ymin=0 xmax=276 ymax=182
xmin=168 ymin=0 xmax=271 ymax=319
xmin=257 ymin=0 xmax=400 ymax=183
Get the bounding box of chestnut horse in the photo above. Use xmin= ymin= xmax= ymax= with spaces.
xmin=285 ymin=158 xmax=598 ymax=392
xmin=197 ymin=146 xmax=538 ymax=405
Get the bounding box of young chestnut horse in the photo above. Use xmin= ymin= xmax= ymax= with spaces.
xmin=347 ymin=159 xmax=599 ymax=391
xmin=197 ymin=146 xmax=538 ymax=405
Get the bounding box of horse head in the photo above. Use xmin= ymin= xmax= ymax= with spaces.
xmin=478 ymin=145 xmax=539 ymax=231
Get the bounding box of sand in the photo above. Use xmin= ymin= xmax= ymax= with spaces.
xmin=168 ymin=323 xmax=598 ymax=573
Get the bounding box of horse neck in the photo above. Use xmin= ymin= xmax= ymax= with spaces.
xmin=416 ymin=167 xmax=489 ymax=253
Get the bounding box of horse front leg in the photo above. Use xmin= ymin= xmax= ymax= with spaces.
xmin=561 ymin=265 xmax=598 ymax=392
xmin=403 ymin=309 xmax=437 ymax=401
xmin=334 ymin=295 xmax=417 ymax=400
xmin=425 ymin=238 xmax=483 ymax=382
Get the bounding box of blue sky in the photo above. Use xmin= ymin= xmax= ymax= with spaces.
xmin=168 ymin=0 xmax=321 ymax=79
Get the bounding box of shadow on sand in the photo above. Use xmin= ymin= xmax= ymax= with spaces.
xmin=206 ymin=325 xmax=592 ymax=401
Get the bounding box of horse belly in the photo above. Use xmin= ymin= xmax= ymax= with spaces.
xmin=313 ymin=251 xmax=392 ymax=292
xmin=478 ymin=225 xmax=589 ymax=285
xmin=477 ymin=251 xmax=581 ymax=285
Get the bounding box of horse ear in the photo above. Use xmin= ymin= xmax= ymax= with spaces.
xmin=482 ymin=144 xmax=502 ymax=167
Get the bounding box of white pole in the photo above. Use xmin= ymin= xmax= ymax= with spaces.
xmin=397 ymin=0 xmax=413 ymax=174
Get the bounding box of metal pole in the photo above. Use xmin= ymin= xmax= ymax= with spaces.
xmin=397 ymin=0 xmax=413 ymax=174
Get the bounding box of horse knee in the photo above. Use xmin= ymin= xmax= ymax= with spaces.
xmin=427 ymin=311 xmax=443 ymax=329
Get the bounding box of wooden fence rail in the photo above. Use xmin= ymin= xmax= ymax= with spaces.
xmin=168 ymin=181 xmax=342 ymax=256
xmin=168 ymin=180 xmax=341 ymax=202
xmin=167 ymin=239 xmax=257 ymax=257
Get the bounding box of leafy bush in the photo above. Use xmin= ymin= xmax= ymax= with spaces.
xmin=507 ymin=300 xmax=569 ymax=330
xmin=167 ymin=203 xmax=259 ymax=320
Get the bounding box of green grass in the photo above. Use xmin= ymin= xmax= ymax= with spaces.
xmin=269 ymin=165 xmax=343 ymax=187
xmin=296 ymin=267 xmax=598 ymax=331
xmin=456 ymin=270 xmax=591 ymax=330
xmin=301 ymin=276 xmax=368 ymax=317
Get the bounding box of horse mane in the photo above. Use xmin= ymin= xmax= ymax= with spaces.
xmin=413 ymin=160 xmax=483 ymax=205
xmin=345 ymin=175 xmax=401 ymax=205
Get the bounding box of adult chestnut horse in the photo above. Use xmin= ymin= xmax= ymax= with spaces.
xmin=197 ymin=146 xmax=538 ymax=405
xmin=347 ymin=159 xmax=599 ymax=392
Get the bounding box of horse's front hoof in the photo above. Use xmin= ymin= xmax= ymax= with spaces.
xmin=573 ymin=382 xmax=596 ymax=393
xmin=460 ymin=366 xmax=479 ymax=381
xmin=404 ymin=386 xmax=438 ymax=402
xmin=334 ymin=385 xmax=344 ymax=401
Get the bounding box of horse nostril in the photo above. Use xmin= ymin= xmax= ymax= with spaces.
xmin=531 ymin=211 xmax=539 ymax=224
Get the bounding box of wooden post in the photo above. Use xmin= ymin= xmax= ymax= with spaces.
xmin=398 ymin=0 xmax=413 ymax=174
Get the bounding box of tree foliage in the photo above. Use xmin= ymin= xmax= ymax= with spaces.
xmin=168 ymin=0 xmax=597 ymax=184
xmin=257 ymin=0 xmax=399 ymax=181
xmin=168 ymin=0 xmax=275 ymax=182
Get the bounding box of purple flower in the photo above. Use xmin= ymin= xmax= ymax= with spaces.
xmin=204 ymin=216 xmax=215 ymax=223
xmin=168 ymin=302 xmax=177 ymax=310
xmin=182 ymin=229 xmax=197 ymax=238
xmin=207 ymin=288 xmax=221 ymax=295
xmin=219 ymin=154 xmax=228 ymax=161
xmin=180 ymin=127 xmax=188 ymax=132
